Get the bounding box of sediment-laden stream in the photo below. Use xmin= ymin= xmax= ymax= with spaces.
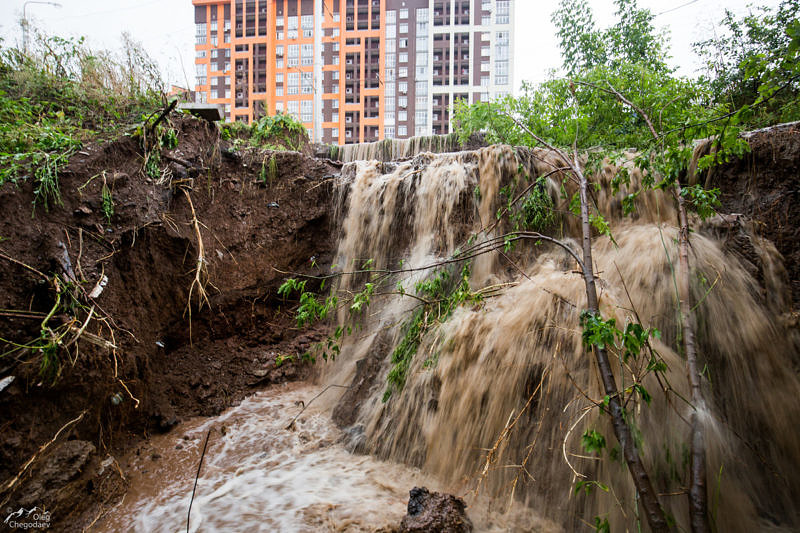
xmin=97 ymin=383 xmax=436 ymax=532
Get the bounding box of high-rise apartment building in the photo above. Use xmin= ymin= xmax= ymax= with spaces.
xmin=193 ymin=0 xmax=514 ymax=144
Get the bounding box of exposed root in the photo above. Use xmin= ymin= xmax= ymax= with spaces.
xmin=0 ymin=410 xmax=88 ymax=507
xmin=181 ymin=188 xmax=212 ymax=345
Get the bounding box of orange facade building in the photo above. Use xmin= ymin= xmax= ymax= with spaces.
xmin=193 ymin=1 xmax=514 ymax=144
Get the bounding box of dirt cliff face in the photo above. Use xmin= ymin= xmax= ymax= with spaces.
xmin=709 ymin=122 xmax=800 ymax=310
xmin=0 ymin=115 xmax=338 ymax=529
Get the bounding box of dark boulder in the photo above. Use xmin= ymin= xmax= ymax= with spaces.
xmin=399 ymin=486 xmax=473 ymax=533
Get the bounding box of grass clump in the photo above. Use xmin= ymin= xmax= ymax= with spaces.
xmin=0 ymin=28 xmax=164 ymax=211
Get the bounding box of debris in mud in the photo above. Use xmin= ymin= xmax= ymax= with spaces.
xmin=398 ymin=487 xmax=473 ymax=533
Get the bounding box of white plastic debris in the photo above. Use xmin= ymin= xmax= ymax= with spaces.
xmin=89 ymin=275 xmax=109 ymax=298
xmin=0 ymin=375 xmax=14 ymax=393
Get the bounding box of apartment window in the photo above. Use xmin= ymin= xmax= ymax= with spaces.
xmin=398 ymin=125 xmax=407 ymax=136
xmin=398 ymin=110 xmax=407 ymax=121
xmin=415 ymin=110 xmax=427 ymax=124
xmin=482 ymin=16 xmax=490 ymax=25
xmin=195 ymin=23 xmax=207 ymax=44
xmin=399 ymin=39 xmax=408 ymax=49
xmin=288 ymin=45 xmax=299 ymax=67
xmin=385 ymin=67 xmax=396 ymax=80
xmin=482 ymin=46 xmax=490 ymax=56
xmin=276 ymin=58 xmax=284 ymax=68
xmin=301 ymin=44 xmax=314 ymax=66
xmin=196 ymin=63 xmax=207 ymax=76
xmin=386 ymin=54 xmax=396 ymax=68
xmin=332 ymin=127 xmax=339 ymax=137
xmin=399 ymin=82 xmax=408 ymax=94
xmin=301 ymin=15 xmax=313 ymax=29
xmin=288 ymin=72 xmax=300 ymax=94
xmin=303 ymin=29 xmax=313 ymax=38
xmin=276 ymin=73 xmax=284 ymax=83
xmin=385 ymin=97 xmax=395 ymax=110
xmin=333 ymin=71 xmax=339 ymax=80
xmin=276 ymin=101 xmax=284 ymax=112
xmin=495 ymin=60 xmax=509 ymax=76
xmin=481 ymin=62 xmax=490 ymax=72
xmin=416 ymin=95 xmax=428 ymax=107
xmin=417 ymin=8 xmax=429 ymax=22
xmin=481 ymin=92 xmax=489 ymax=101
xmin=385 ymin=111 xmax=395 ymax=123
xmin=288 ymin=16 xmax=298 ymax=30
xmin=415 ymin=81 xmax=428 ymax=95
xmin=301 ymin=72 xmax=313 ymax=94
xmin=481 ymin=75 xmax=489 ymax=87
xmin=386 ymin=83 xmax=396 ymax=96
xmin=301 ymin=100 xmax=313 ymax=122
xmin=387 ymin=25 xmax=396 ymax=39
xmin=399 ymin=67 xmax=408 ymax=78
xmin=416 ymin=65 xmax=428 ymax=77
xmin=277 ymin=31 xmax=284 ymax=40
xmin=399 ymin=23 xmax=408 ymax=34
xmin=416 ymin=51 xmax=428 ymax=65
xmin=496 ymin=1 xmax=510 ymax=24
xmin=276 ymin=45 xmax=284 ymax=57
xmin=276 ymin=87 xmax=284 ymax=96
xmin=400 ymin=9 xmax=408 ymax=19
xmin=288 ymin=100 xmax=300 ymax=118
xmin=399 ymin=52 xmax=408 ymax=63
xmin=332 ymin=112 xmax=339 ymax=122
xmin=385 ymin=126 xmax=395 ymax=137
xmin=386 ymin=39 xmax=396 ymax=53
xmin=196 ymin=76 xmax=206 ymax=86
xmin=417 ymin=36 xmax=429 ymax=52
xmin=399 ymin=96 xmax=407 ymax=107
xmin=196 ymin=50 xmax=207 ymax=58
xmin=386 ymin=10 xmax=396 ymax=23
xmin=496 ymin=43 xmax=510 ymax=60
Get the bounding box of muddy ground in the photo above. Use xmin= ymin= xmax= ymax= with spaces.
xmin=0 ymin=116 xmax=797 ymax=531
xmin=0 ymin=115 xmax=339 ymax=530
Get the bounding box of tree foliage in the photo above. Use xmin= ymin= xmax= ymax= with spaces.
xmin=693 ymin=0 xmax=800 ymax=125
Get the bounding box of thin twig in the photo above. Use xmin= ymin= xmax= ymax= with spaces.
xmin=187 ymin=428 xmax=212 ymax=533
xmin=285 ymin=384 xmax=351 ymax=430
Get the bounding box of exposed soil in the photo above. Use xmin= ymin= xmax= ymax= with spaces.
xmin=708 ymin=122 xmax=800 ymax=309
xmin=0 ymin=114 xmax=339 ymax=530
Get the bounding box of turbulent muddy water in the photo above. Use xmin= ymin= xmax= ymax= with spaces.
xmin=98 ymin=382 xmax=549 ymax=532
xmin=98 ymin=383 xmax=437 ymax=532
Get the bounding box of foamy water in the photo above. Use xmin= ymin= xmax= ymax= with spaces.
xmin=97 ymin=383 xmax=438 ymax=532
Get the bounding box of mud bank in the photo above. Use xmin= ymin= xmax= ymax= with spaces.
xmin=0 ymin=115 xmax=338 ymax=529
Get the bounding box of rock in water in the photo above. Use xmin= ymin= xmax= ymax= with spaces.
xmin=399 ymin=487 xmax=473 ymax=532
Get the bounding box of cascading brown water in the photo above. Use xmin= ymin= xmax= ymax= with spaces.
xmin=327 ymin=145 xmax=800 ymax=531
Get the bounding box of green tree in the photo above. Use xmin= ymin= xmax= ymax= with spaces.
xmin=693 ymin=0 xmax=800 ymax=125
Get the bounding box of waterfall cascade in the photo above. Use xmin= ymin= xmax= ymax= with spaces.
xmin=326 ymin=144 xmax=800 ymax=531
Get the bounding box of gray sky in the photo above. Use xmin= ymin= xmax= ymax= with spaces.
xmin=0 ymin=0 xmax=779 ymax=93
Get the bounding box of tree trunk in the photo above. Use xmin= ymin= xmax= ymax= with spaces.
xmin=675 ymin=186 xmax=710 ymax=533
xmin=576 ymin=160 xmax=670 ymax=533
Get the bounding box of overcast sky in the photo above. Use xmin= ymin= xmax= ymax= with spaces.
xmin=0 ymin=0 xmax=780 ymax=93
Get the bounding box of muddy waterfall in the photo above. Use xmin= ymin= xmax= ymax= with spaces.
xmin=323 ymin=144 xmax=800 ymax=531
